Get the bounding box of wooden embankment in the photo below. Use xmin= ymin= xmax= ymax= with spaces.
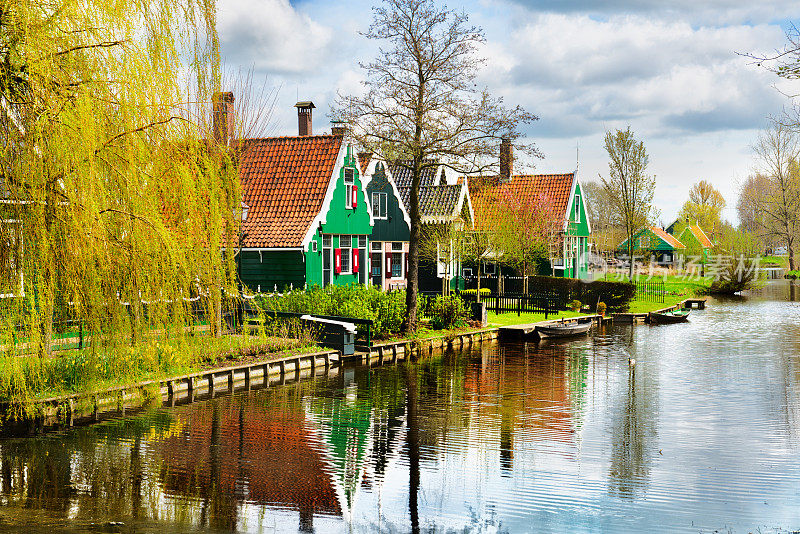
xmin=23 ymin=349 xmax=340 ymax=433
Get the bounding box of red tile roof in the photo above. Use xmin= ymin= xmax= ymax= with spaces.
xmin=470 ymin=173 xmax=576 ymax=227
xmin=236 ymin=135 xmax=343 ymax=248
xmin=689 ymin=224 xmax=714 ymax=248
xmin=651 ymin=226 xmax=685 ymax=249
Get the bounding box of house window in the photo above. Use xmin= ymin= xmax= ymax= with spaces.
xmin=462 ymin=267 xmax=473 ymax=278
xmin=371 ymin=241 xmax=382 ymax=251
xmin=574 ymin=195 xmax=580 ymax=223
xmin=484 ymin=262 xmax=495 ymax=275
xmin=312 ymin=241 xmax=318 ymax=252
xmin=359 ymin=235 xmax=367 ymax=248
xmin=341 ymin=246 xmax=351 ymax=273
xmin=344 ymin=168 xmax=355 ymax=209
xmin=323 ymin=235 xmax=332 ymax=248
xmin=391 ymin=242 xmax=402 ymax=251
xmin=372 ymin=192 xmax=387 ymax=219
xmin=391 ymin=252 xmax=402 ymax=278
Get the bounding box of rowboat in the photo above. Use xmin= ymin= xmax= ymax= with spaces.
xmin=536 ymin=321 xmax=592 ymax=339
xmin=649 ymin=309 xmax=690 ymax=324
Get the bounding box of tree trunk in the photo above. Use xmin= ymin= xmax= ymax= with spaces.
xmin=403 ymin=188 xmax=421 ymax=333
xmin=789 ymin=241 xmax=796 ymax=271
xmin=627 ymin=236 xmax=634 ymax=280
xmin=476 ymin=261 xmax=482 ymax=303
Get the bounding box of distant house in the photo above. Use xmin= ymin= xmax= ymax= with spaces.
xmin=667 ymin=220 xmax=714 ymax=262
xmin=389 ymin=161 xmax=474 ymax=292
xmin=234 ymin=101 xmax=374 ymax=292
xmin=617 ymin=226 xmax=686 ymax=265
xmin=360 ymin=154 xmax=411 ymax=290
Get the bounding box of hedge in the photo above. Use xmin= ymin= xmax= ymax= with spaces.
xmin=525 ymin=276 xmax=636 ymax=311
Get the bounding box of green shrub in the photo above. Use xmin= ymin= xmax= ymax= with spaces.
xmin=428 ymin=294 xmax=469 ymax=330
xmin=460 ymin=288 xmax=491 ymax=299
xmin=597 ymin=301 xmax=607 ymax=315
xmin=786 ymin=270 xmax=800 ymax=279
xmin=254 ymin=284 xmax=407 ymax=338
xmin=568 ymin=299 xmax=582 ymax=311
xmin=527 ymin=275 xmax=636 ymax=311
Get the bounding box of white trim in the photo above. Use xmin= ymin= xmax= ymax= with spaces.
xmin=301 ymin=143 xmax=348 ymax=249
xmin=455 ymin=178 xmax=475 ymax=228
xmin=363 ymin=156 xmax=412 ymax=229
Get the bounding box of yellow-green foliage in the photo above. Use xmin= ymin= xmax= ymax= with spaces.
xmin=0 ymin=1 xmax=240 ymax=412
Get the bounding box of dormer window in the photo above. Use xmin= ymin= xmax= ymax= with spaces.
xmin=574 ymin=195 xmax=580 ymax=223
xmin=344 ymin=168 xmax=356 ymax=209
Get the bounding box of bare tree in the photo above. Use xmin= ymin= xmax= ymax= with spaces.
xmin=738 ymin=120 xmax=800 ymax=269
xmin=582 ymin=179 xmax=625 ymax=255
xmin=599 ymin=127 xmax=656 ymax=279
xmin=334 ymin=0 xmax=539 ymax=332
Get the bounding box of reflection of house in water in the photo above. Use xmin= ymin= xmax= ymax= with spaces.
xmin=462 ymin=343 xmax=581 ymax=472
xmin=157 ymin=398 xmax=342 ymax=532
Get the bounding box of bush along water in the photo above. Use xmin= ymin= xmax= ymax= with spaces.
xmin=427 ymin=294 xmax=470 ymax=330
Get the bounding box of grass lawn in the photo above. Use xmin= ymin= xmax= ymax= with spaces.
xmin=487 ymin=310 xmax=584 ymax=327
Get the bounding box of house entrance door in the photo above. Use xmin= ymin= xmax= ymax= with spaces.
xmin=323 ymin=246 xmax=332 ymax=287
xmin=371 ymin=252 xmax=382 ymax=287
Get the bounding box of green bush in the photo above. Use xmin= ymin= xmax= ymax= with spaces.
xmin=527 ymin=275 xmax=636 ymax=311
xmin=568 ymin=299 xmax=582 ymax=311
xmin=786 ymin=270 xmax=800 ymax=279
xmin=255 ymin=284 xmax=407 ymax=338
xmin=428 ymin=294 xmax=469 ymax=330
xmin=460 ymin=288 xmax=491 ymax=298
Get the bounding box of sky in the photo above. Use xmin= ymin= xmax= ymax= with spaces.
xmin=215 ymin=0 xmax=800 ymax=225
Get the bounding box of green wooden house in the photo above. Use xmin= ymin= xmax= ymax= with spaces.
xmin=389 ymin=161 xmax=474 ymax=292
xmin=360 ymin=155 xmax=412 ymax=290
xmin=666 ymin=219 xmax=714 ymax=262
xmin=236 ymin=104 xmax=374 ymax=291
xmin=616 ymin=226 xmax=686 ymax=265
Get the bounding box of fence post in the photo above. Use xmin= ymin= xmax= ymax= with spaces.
xmin=79 ymin=321 xmax=84 ymax=349
xmin=517 ymin=295 xmax=521 ymax=317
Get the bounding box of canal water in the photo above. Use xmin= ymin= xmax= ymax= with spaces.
xmin=2 ymin=281 xmax=800 ymax=533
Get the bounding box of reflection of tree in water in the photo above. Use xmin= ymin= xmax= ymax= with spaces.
xmin=608 ymin=363 xmax=658 ymax=499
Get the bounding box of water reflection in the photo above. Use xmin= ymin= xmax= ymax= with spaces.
xmin=2 ymin=282 xmax=800 ymax=532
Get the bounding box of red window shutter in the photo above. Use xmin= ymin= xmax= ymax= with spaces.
xmin=385 ymin=253 xmax=392 ymax=279
xmin=351 ymin=186 xmax=357 ymax=208
xmin=353 ymin=249 xmax=360 ymax=273
xmin=334 ymin=248 xmax=342 ymax=274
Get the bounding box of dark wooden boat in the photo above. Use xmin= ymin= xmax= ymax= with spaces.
xmin=536 ymin=321 xmax=592 ymax=338
xmin=649 ymin=309 xmax=690 ymax=324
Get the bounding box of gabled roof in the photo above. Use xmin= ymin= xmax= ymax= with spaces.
xmin=469 ymin=173 xmax=579 ymax=229
xmin=686 ymin=224 xmax=714 ymax=248
xmin=652 ymin=226 xmax=685 ymax=248
xmin=389 ymin=162 xmax=472 ymax=224
xmin=236 ymin=135 xmax=343 ymax=248
xmin=619 ymin=226 xmax=685 ymax=250
xmin=396 ymin=181 xmax=472 ymax=224
xmin=362 ymin=157 xmax=412 ymax=229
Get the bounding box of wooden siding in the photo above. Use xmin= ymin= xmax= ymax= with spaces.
xmin=240 ymin=250 xmax=306 ymax=292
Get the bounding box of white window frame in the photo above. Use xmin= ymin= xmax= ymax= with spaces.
xmin=340 ymin=243 xmax=351 ymax=274
xmin=372 ymin=192 xmax=388 ymax=219
xmin=462 ymin=267 xmax=473 ymax=278
xmin=391 ymin=241 xmax=403 ymax=251
xmin=323 ymin=234 xmax=332 ymax=248
xmin=344 ymin=168 xmax=355 ymax=209
xmin=371 ymin=241 xmax=382 ymax=251
xmin=390 ymin=251 xmax=403 ymax=278
xmin=574 ymin=195 xmax=580 ymax=223
xmin=359 ymin=235 xmax=367 ymax=248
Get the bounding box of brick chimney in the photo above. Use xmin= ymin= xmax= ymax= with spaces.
xmin=295 ymin=101 xmax=315 ymax=136
xmin=500 ymin=136 xmax=513 ymax=183
xmin=212 ymin=91 xmax=235 ymax=146
xmin=331 ymin=121 xmax=348 ymax=136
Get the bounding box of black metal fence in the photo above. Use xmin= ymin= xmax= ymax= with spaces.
xmin=634 ymin=280 xmax=666 ymax=303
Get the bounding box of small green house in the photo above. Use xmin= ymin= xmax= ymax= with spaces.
xmin=237 ymin=112 xmax=374 ymax=291
xmin=617 ymin=226 xmax=686 ymax=265
xmin=668 ymin=220 xmax=714 ymax=263
xmin=361 ymin=156 xmax=411 ymax=291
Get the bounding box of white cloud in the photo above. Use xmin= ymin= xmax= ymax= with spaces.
xmin=217 ymin=0 xmax=334 ymax=75
xmin=480 ymin=13 xmax=789 ymax=138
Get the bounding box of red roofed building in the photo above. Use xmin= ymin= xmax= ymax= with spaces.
xmin=470 ymin=164 xmax=592 ymax=279
xmin=228 ymin=100 xmax=375 ymax=291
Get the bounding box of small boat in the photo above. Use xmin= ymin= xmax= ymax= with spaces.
xmin=649 ymin=309 xmax=691 ymax=324
xmin=536 ymin=320 xmax=592 ymax=339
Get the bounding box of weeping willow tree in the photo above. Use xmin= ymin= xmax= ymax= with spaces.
xmin=0 ymin=0 xmax=240 ymax=410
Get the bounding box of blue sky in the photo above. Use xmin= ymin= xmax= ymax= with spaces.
xmin=216 ymin=0 xmax=800 ymax=224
